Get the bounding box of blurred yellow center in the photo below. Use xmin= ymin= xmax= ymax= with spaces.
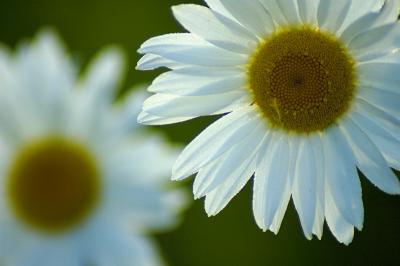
xmin=248 ymin=27 xmax=356 ymax=133
xmin=7 ymin=137 xmax=101 ymax=233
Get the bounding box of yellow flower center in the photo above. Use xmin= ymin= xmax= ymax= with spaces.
xmin=7 ymin=137 xmax=101 ymax=234
xmin=248 ymin=26 xmax=356 ymax=133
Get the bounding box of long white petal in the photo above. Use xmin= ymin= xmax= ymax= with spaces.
xmin=325 ymin=181 xmax=355 ymax=245
xmin=139 ymin=33 xmax=247 ymax=67
xmin=137 ymin=111 xmax=194 ymax=125
xmin=70 ymin=48 xmax=125 ymax=139
xmin=193 ymin=121 xmax=265 ymax=198
xmin=357 ymin=62 xmax=400 ymax=94
xmin=357 ymin=86 xmax=400 ymax=117
xmin=253 ymin=134 xmax=292 ymax=233
xmin=172 ymin=4 xmax=257 ymax=54
xmin=351 ymin=110 xmax=400 ymax=170
xmin=142 ymin=91 xmax=250 ymax=118
xmin=204 ymin=129 xmax=269 ymax=216
xmin=340 ymin=117 xmax=400 ymax=194
xmin=317 ymin=0 xmax=351 ymax=33
xmin=136 ymin=53 xmax=182 ymax=70
xmin=148 ymin=66 xmax=245 ymax=96
xmin=309 ymin=134 xmax=325 ymax=239
xmin=0 ymin=49 xmax=28 ymax=143
xmin=172 ymin=106 xmax=259 ymax=180
xmin=341 ymin=0 xmax=384 ymax=30
xmin=79 ymin=48 xmax=124 ymax=102
xmin=355 ymin=99 xmax=400 ymax=142
xmin=270 ymin=136 xmax=301 ymax=234
xmin=15 ymin=31 xmax=75 ymax=133
xmin=292 ymin=138 xmax=317 ymax=240
xmin=341 ymin=12 xmax=382 ymax=45
xmin=203 ymin=0 xmax=235 ymax=20
xmin=341 ymin=0 xmax=399 ymax=44
xmin=193 ymin=154 xmax=228 ymax=199
xmin=322 ymin=127 xmax=363 ymax=230
xmin=275 ymin=0 xmax=302 ymax=25
xmin=259 ymin=0 xmax=293 ymax=26
xmin=110 ymin=88 xmax=147 ymax=134
xmin=219 ymin=0 xmax=274 ymax=37
xmin=204 ymin=155 xmax=256 ymax=216
xmin=297 ymin=0 xmax=319 ymax=24
xmin=349 ymin=24 xmax=400 ymax=61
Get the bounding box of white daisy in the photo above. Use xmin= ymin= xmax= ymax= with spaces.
xmin=137 ymin=0 xmax=400 ymax=244
xmin=0 ymin=31 xmax=186 ymax=266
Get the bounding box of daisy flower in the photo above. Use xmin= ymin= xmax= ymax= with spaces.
xmin=137 ymin=0 xmax=400 ymax=244
xmin=0 ymin=31 xmax=186 ymax=266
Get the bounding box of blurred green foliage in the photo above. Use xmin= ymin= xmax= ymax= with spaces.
xmin=0 ymin=1 xmax=400 ymax=265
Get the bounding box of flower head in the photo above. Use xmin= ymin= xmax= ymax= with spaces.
xmin=0 ymin=31 xmax=186 ymax=265
xmin=137 ymin=0 xmax=400 ymax=244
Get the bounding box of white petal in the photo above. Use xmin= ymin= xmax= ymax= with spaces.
xmin=108 ymin=87 xmax=146 ymax=135
xmin=0 ymin=48 xmax=27 ymax=143
xmin=357 ymin=62 xmax=400 ymax=94
xmin=219 ymin=0 xmax=275 ymax=37
xmin=137 ymin=111 xmax=194 ymax=125
xmin=12 ymin=242 xmax=79 ymax=266
xmin=148 ymin=66 xmax=246 ymax=96
xmin=317 ymin=0 xmax=351 ymax=33
xmin=106 ymin=133 xmax=179 ymax=184
xmin=292 ymin=138 xmax=317 ymax=240
xmin=16 ymin=30 xmax=75 ymax=97
xmin=193 ymin=121 xmax=265 ymax=198
xmin=270 ymin=136 xmax=301 ymax=234
xmin=341 ymin=0 xmax=385 ymax=30
xmin=351 ymin=109 xmax=400 ymax=169
xmin=322 ymin=127 xmax=363 ymax=230
xmin=71 ymin=48 xmax=125 ymax=138
xmin=86 ymin=230 xmax=161 ymax=266
xmin=309 ymin=134 xmax=325 ymax=239
xmin=340 ymin=117 xmax=400 ymax=194
xmin=203 ymin=0 xmax=234 ymax=19
xmin=142 ymin=91 xmax=250 ymax=118
xmin=204 ymin=130 xmax=268 ymax=216
xmin=172 ymin=4 xmax=257 ymax=54
xmin=193 ymin=153 xmax=228 ymax=199
xmin=139 ymin=33 xmax=247 ymax=67
xmin=340 ymin=12 xmax=382 ymax=45
xmin=204 ymin=155 xmax=255 ymax=216
xmin=341 ymin=0 xmax=399 ymax=44
xmin=15 ymin=31 xmax=75 ymax=132
xmin=349 ymin=24 xmax=400 ymax=61
xmin=80 ymin=47 xmax=124 ymax=101
xmin=172 ymin=106 xmax=259 ymax=180
xmin=253 ymin=134 xmax=292 ymax=233
xmin=357 ymin=86 xmax=400 ymax=116
xmin=297 ymin=0 xmax=319 ymax=24
xmin=136 ymin=53 xmax=182 ymax=70
xmin=275 ymin=0 xmax=302 ymax=25
xmin=109 ymin=182 xmax=186 ymax=230
xmin=259 ymin=0 xmax=292 ymax=26
xmin=325 ymin=182 xmax=355 ymax=245
xmin=373 ymin=0 xmax=400 ymax=26
xmin=355 ymin=99 xmax=400 ymax=142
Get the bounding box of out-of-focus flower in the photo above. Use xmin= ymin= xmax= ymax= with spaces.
xmin=0 ymin=31 xmax=186 ymax=266
xmin=136 ymin=0 xmax=400 ymax=244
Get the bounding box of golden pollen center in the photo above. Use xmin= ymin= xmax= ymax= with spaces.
xmin=7 ymin=138 xmax=101 ymax=233
xmin=248 ymin=27 xmax=356 ymax=133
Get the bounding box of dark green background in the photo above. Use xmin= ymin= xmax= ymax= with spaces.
xmin=1 ymin=1 xmax=400 ymax=265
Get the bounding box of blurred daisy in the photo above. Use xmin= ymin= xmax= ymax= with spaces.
xmin=137 ymin=0 xmax=400 ymax=244
xmin=0 ymin=31 xmax=186 ymax=266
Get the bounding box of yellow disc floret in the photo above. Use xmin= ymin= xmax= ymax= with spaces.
xmin=248 ymin=26 xmax=356 ymax=133
xmin=7 ymin=137 xmax=101 ymax=234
